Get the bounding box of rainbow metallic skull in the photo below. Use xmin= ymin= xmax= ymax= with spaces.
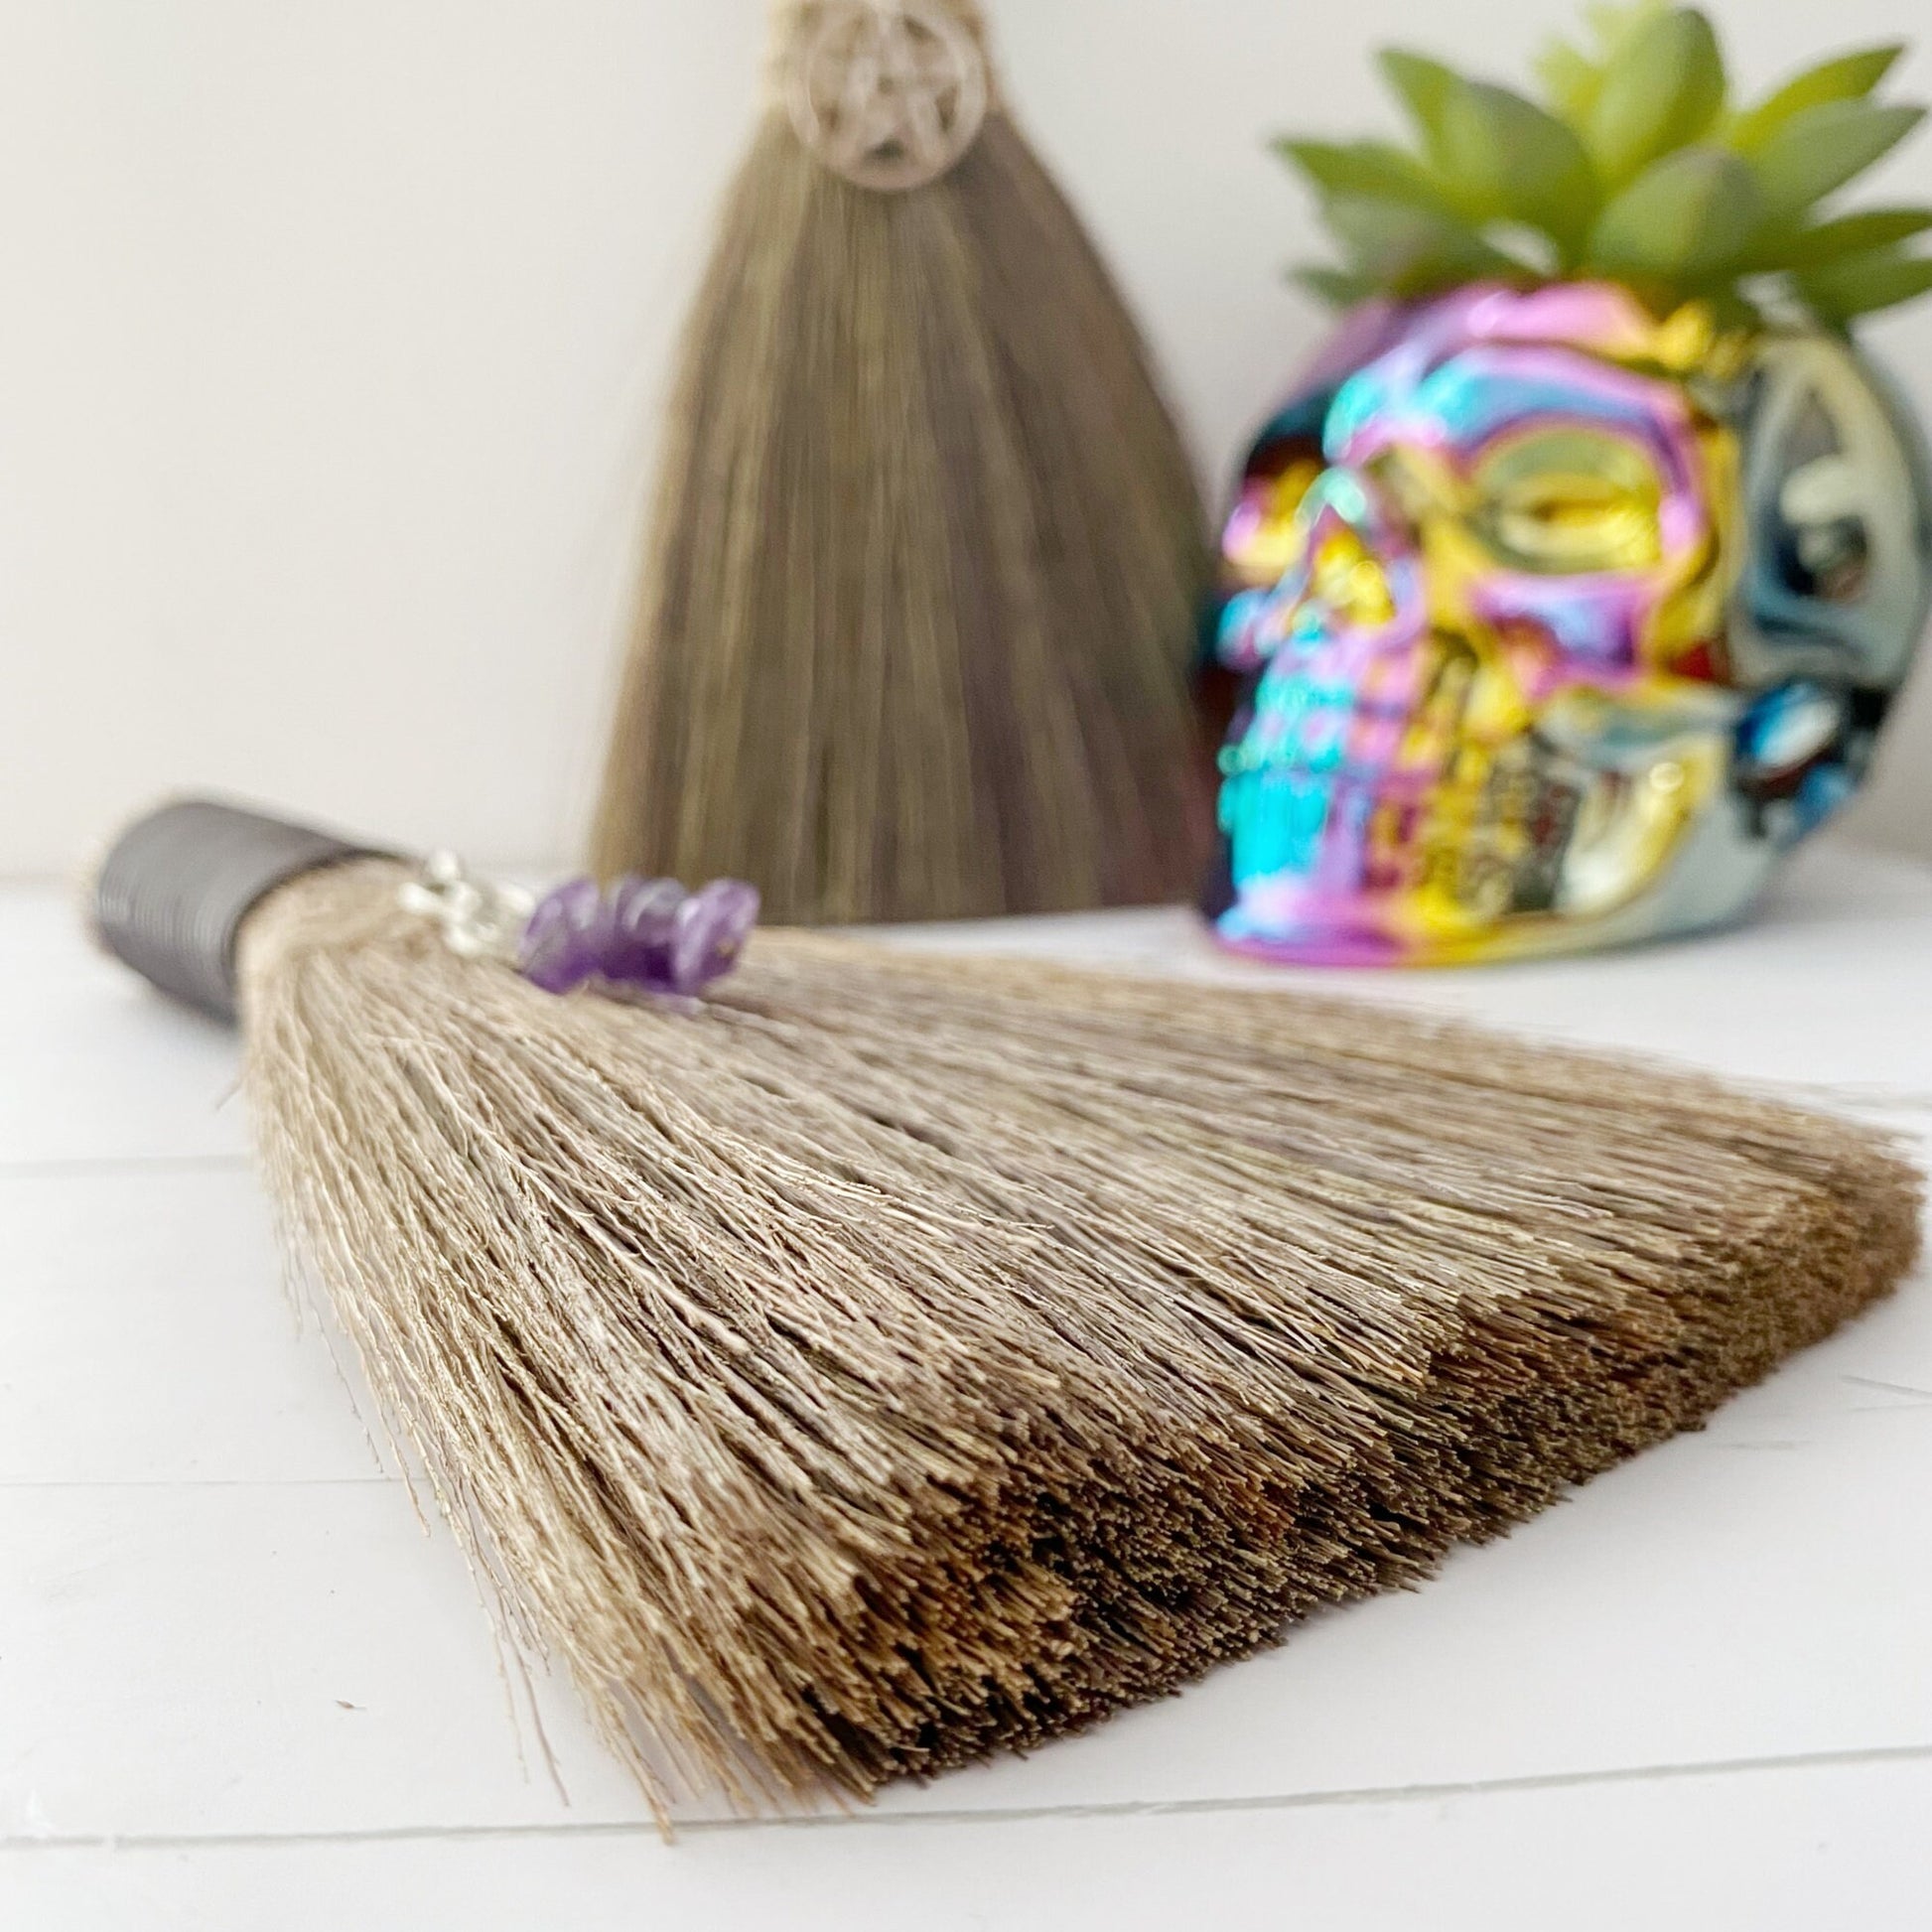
xmin=1206 ymin=282 xmax=1932 ymax=964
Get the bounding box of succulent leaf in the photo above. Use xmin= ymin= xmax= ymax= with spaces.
xmin=1587 ymin=144 xmax=1763 ymax=281
xmin=1798 ymin=247 xmax=1932 ymax=323
xmin=1274 ymin=139 xmax=1453 ymax=213
xmin=1378 ymin=50 xmax=1464 ymax=164
xmin=1586 ymin=8 xmax=1726 ymax=187
xmin=1727 ymin=46 xmax=1906 ymax=154
xmin=1292 ymin=265 xmax=1381 ymax=309
xmin=1322 ymin=194 xmax=1520 ymax=297
xmin=1536 ymin=4 xmax=1666 ymax=131
xmin=1534 ymin=40 xmax=1601 ymax=126
xmin=1581 ymin=0 xmax=1667 ymax=58
xmin=1748 ymin=99 xmax=1927 ymax=227
xmin=1759 ymin=207 xmax=1932 ymax=271
xmin=1438 ymin=81 xmax=1601 ymax=250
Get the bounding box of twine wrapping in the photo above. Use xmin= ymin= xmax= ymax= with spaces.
xmin=771 ymin=0 xmax=995 ymax=190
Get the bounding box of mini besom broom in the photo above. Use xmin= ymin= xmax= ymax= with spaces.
xmin=94 ymin=797 xmax=1920 ymax=1817
xmin=590 ymin=0 xmax=1211 ymax=924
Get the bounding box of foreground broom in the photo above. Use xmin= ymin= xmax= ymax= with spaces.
xmin=95 ymin=798 xmax=1920 ymax=1818
xmin=590 ymin=0 xmax=1211 ymax=923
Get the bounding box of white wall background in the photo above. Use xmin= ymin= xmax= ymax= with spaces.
xmin=2 ymin=0 xmax=1928 ymax=876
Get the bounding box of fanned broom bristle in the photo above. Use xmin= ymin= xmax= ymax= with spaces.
xmin=237 ymin=858 xmax=1920 ymax=1819
xmin=591 ymin=1 xmax=1211 ymax=926
xmin=1281 ymin=3 xmax=1932 ymax=330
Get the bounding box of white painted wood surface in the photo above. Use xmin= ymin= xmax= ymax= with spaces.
xmin=4 ymin=837 xmax=1929 ymax=1930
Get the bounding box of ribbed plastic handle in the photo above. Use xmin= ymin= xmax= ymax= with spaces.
xmin=91 ymin=798 xmax=387 ymax=1024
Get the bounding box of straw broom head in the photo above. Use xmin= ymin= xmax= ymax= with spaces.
xmin=94 ymin=800 xmax=1922 ymax=1819
xmin=590 ymin=0 xmax=1213 ymax=925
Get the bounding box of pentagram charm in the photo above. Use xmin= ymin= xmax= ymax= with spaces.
xmin=784 ymin=0 xmax=990 ymax=193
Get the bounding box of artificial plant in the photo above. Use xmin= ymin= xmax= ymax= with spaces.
xmin=1280 ymin=2 xmax=1931 ymax=329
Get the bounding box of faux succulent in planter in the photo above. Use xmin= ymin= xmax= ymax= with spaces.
xmin=1206 ymin=4 xmax=1932 ymax=964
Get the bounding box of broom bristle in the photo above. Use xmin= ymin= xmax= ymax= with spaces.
xmin=590 ymin=44 xmax=1212 ymax=924
xmin=238 ymin=861 xmax=1920 ymax=1817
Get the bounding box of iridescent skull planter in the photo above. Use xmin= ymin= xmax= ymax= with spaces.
xmin=1205 ymin=283 xmax=1932 ymax=964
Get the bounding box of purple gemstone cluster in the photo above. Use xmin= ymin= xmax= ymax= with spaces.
xmin=518 ymin=874 xmax=759 ymax=998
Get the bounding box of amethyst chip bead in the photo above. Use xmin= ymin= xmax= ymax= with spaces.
xmin=605 ymin=875 xmax=687 ymax=988
xmin=669 ymin=879 xmax=761 ymax=993
xmin=519 ymin=875 xmax=759 ymax=997
xmin=517 ymin=877 xmax=603 ymax=994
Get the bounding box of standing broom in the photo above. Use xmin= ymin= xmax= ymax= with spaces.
xmin=590 ymin=0 xmax=1212 ymax=924
xmin=94 ymin=797 xmax=1919 ymax=1818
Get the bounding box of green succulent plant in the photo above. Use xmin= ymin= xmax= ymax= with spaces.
xmin=1278 ymin=3 xmax=1932 ymax=330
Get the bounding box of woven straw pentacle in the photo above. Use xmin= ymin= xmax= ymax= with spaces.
xmin=783 ymin=0 xmax=990 ymax=192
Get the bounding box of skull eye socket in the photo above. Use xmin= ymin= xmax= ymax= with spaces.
xmin=1769 ymin=409 xmax=1872 ymax=607
xmin=1224 ymin=455 xmax=1324 ymax=587
xmin=1469 ymin=428 xmax=1664 ymax=575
